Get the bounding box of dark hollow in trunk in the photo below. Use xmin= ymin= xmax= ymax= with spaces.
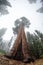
xmin=14 ymin=40 xmax=23 ymax=60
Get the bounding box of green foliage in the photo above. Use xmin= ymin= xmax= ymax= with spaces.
xmin=0 ymin=0 xmax=11 ymax=15
xmin=40 ymin=55 xmax=43 ymax=58
xmin=0 ymin=49 xmax=6 ymax=54
xmin=15 ymin=17 xmax=30 ymax=27
xmin=27 ymin=30 xmax=43 ymax=59
xmin=13 ymin=17 xmax=30 ymax=34
xmin=28 ymin=0 xmax=43 ymax=13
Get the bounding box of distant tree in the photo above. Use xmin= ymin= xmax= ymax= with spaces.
xmin=35 ymin=30 xmax=43 ymax=56
xmin=28 ymin=0 xmax=43 ymax=13
xmin=28 ymin=0 xmax=37 ymax=4
xmin=13 ymin=17 xmax=30 ymax=34
xmin=0 ymin=0 xmax=11 ymax=15
xmin=35 ymin=30 xmax=43 ymax=41
xmin=27 ymin=30 xmax=43 ymax=59
xmin=0 ymin=28 xmax=7 ymax=37
xmin=8 ymin=36 xmax=13 ymax=48
xmin=0 ymin=28 xmax=7 ymax=49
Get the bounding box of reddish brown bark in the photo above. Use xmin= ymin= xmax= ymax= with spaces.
xmin=10 ymin=26 xmax=22 ymax=56
xmin=22 ymin=27 xmax=30 ymax=59
xmin=6 ymin=25 xmax=31 ymax=62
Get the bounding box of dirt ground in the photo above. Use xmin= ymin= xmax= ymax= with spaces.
xmin=0 ymin=54 xmax=43 ymax=65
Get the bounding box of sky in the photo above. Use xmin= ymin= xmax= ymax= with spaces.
xmin=0 ymin=0 xmax=43 ymax=41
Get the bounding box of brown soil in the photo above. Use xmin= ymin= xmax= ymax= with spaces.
xmin=0 ymin=54 xmax=43 ymax=65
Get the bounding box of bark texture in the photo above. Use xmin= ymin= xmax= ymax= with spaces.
xmin=6 ymin=25 xmax=31 ymax=62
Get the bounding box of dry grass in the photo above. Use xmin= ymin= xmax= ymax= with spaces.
xmin=0 ymin=54 xmax=43 ymax=65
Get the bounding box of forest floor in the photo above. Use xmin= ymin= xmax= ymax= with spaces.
xmin=0 ymin=54 xmax=43 ymax=65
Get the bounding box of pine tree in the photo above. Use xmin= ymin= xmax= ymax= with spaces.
xmin=0 ymin=0 xmax=11 ymax=15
